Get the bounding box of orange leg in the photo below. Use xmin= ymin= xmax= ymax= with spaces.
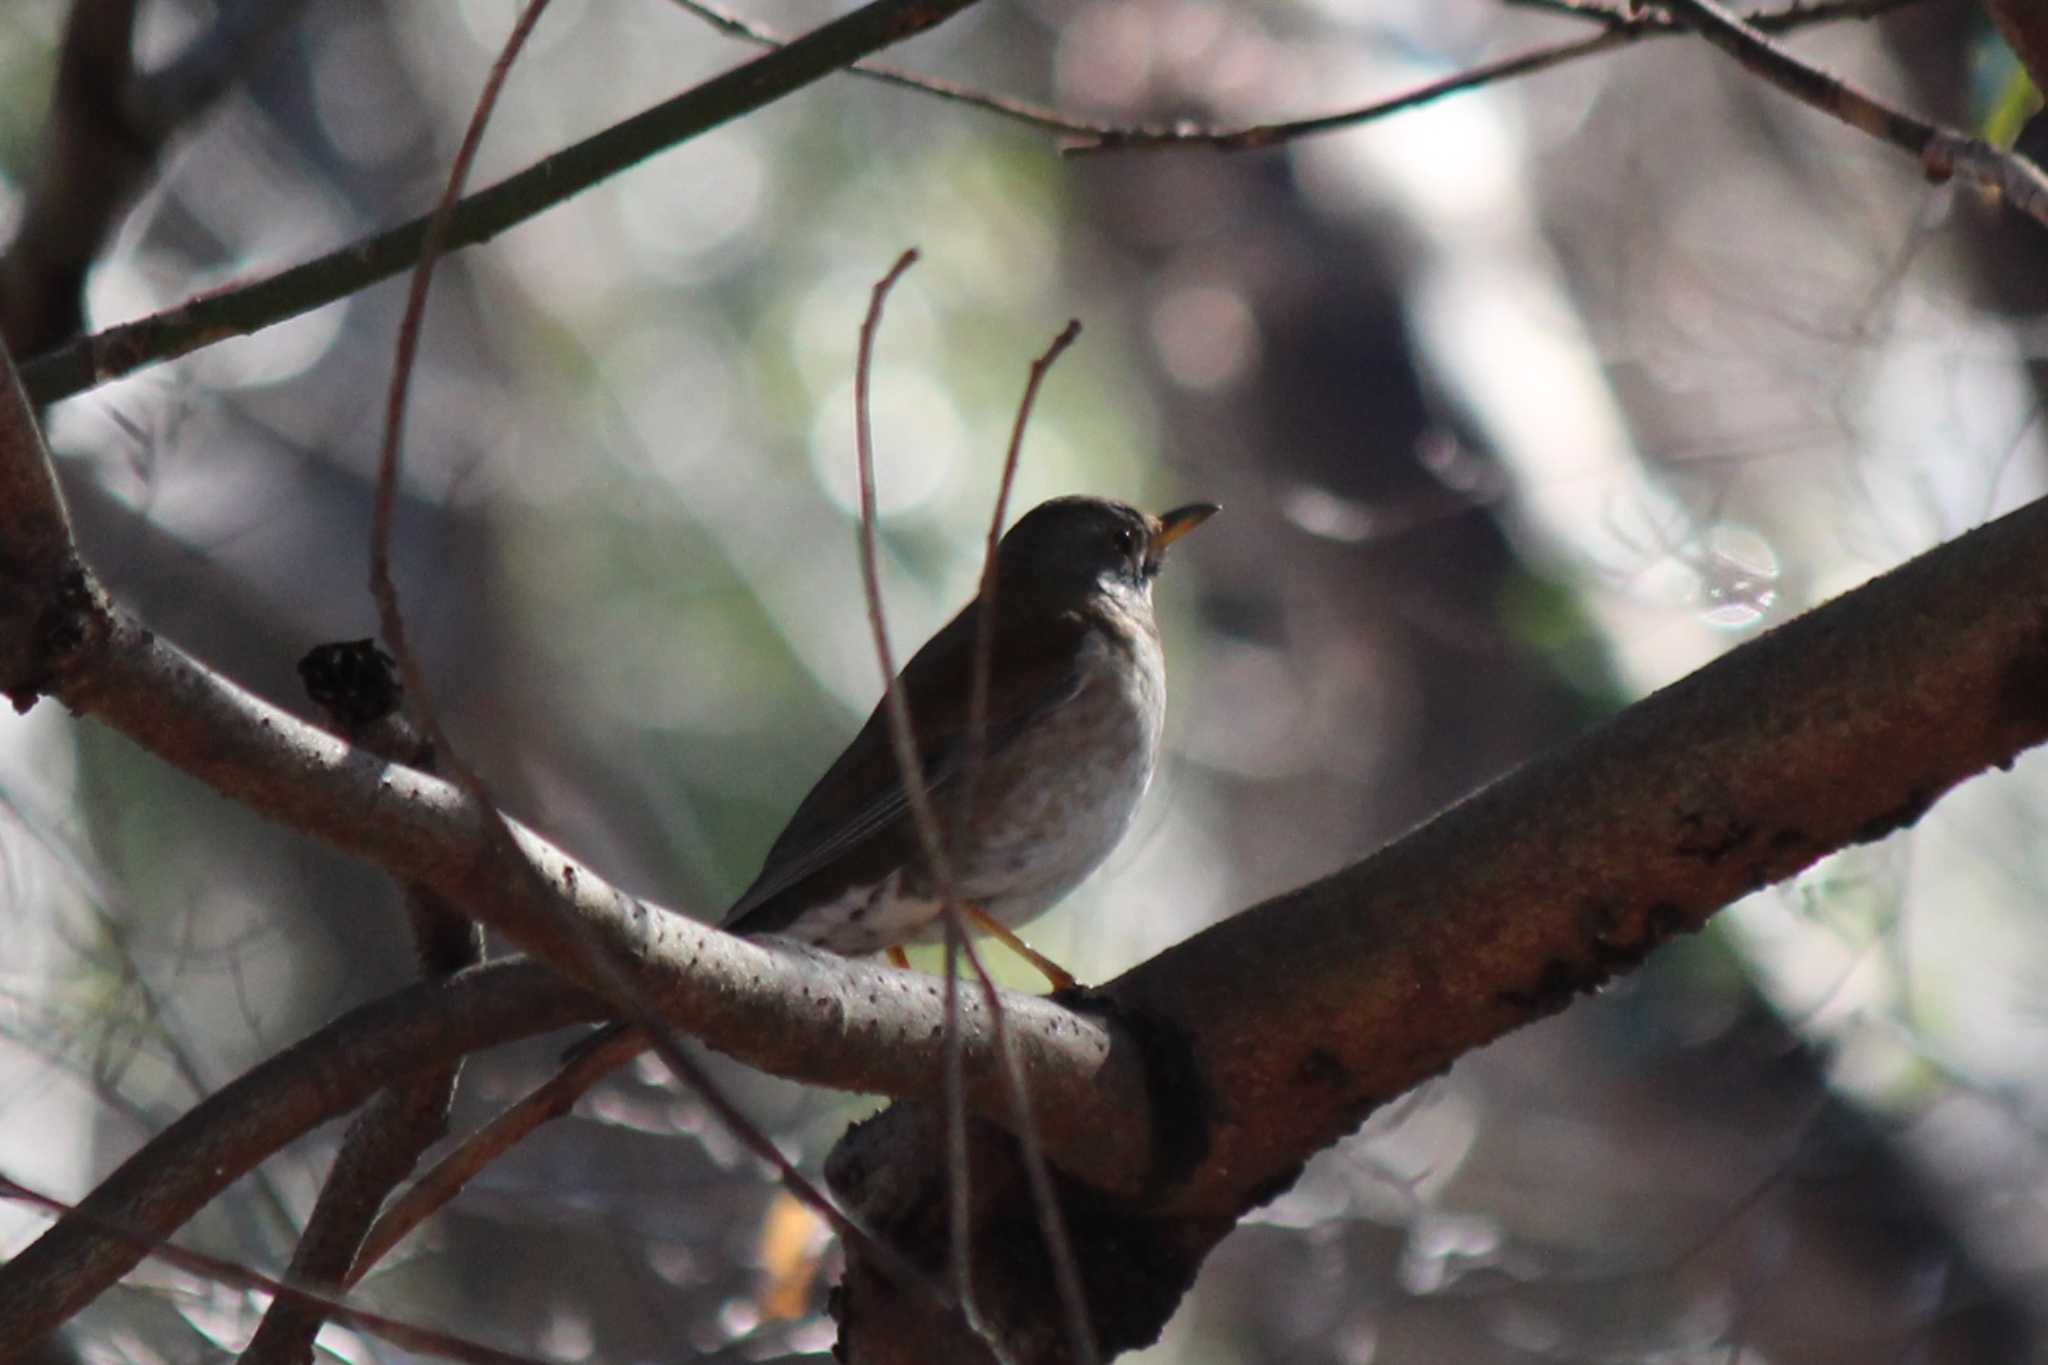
xmin=963 ymin=905 xmax=1079 ymax=994
xmin=886 ymin=945 xmax=911 ymax=971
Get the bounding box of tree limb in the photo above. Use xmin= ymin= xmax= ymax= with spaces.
xmin=830 ymin=490 xmax=2048 ymax=1358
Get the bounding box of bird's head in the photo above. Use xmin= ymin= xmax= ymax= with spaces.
xmin=995 ymin=496 xmax=1218 ymax=602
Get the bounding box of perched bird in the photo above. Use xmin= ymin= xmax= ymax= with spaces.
xmin=723 ymin=495 xmax=1217 ymax=990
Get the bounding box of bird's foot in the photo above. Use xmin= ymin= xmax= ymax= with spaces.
xmin=964 ymin=905 xmax=1081 ymax=994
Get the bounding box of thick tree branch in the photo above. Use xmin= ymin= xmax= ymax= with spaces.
xmin=832 ymin=491 xmax=2048 ymax=1358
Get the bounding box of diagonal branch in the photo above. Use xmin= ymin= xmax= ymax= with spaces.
xmin=16 ymin=0 xmax=982 ymax=406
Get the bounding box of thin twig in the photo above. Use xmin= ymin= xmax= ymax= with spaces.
xmin=370 ymin=0 xmax=551 ymax=778
xmin=0 ymin=1173 xmax=552 ymax=1365
xmin=1063 ymin=0 xmax=1926 ymax=154
xmin=850 ymin=250 xmax=1004 ymax=1331
xmin=852 ymin=251 xmax=957 ymax=891
xmin=667 ymin=0 xmax=1105 ymax=139
xmin=951 ymin=319 xmax=1098 ymax=1365
xmin=851 ymin=262 xmax=1100 ymax=1363
xmin=962 ymin=320 xmax=1082 ymax=841
xmin=936 ymin=321 xmax=1084 ymax=1318
xmin=18 ymin=0 xmax=983 ymax=406
xmin=1662 ymin=0 xmax=2048 ymax=228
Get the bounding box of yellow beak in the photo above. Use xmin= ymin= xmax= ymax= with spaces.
xmin=1153 ymin=502 xmax=1221 ymax=550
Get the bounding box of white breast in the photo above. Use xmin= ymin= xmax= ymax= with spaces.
xmin=950 ymin=593 xmax=1166 ymax=931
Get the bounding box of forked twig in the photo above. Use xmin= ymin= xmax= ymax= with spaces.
xmin=370 ymin=0 xmax=551 ymax=770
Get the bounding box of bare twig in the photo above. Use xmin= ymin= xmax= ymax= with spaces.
xmin=851 ymin=266 xmax=1101 ymax=1361
xmin=18 ymin=0 xmax=983 ymax=406
xmin=1663 ymin=0 xmax=2048 ymax=226
xmin=962 ymin=320 xmax=1082 ymax=839
xmin=369 ymin=0 xmax=550 ymax=783
xmin=667 ymin=0 xmax=1104 ymax=139
xmin=952 ymin=319 xmax=1095 ymax=1365
xmin=849 ymin=253 xmax=1010 ymax=1340
xmin=936 ymin=314 xmax=1070 ymax=1318
xmin=1064 ymin=0 xmax=1924 ymax=154
xmin=851 ymin=250 xmax=951 ymax=886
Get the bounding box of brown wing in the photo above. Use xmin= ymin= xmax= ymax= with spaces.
xmin=722 ymin=602 xmax=1091 ymax=933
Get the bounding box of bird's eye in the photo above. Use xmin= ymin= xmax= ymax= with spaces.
xmin=1114 ymin=526 xmax=1139 ymax=556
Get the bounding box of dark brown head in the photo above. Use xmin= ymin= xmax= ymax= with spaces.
xmin=994 ymin=496 xmax=1218 ymax=603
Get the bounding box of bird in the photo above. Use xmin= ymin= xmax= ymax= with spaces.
xmin=722 ymin=495 xmax=1217 ymax=991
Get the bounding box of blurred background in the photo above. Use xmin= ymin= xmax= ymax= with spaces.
xmin=3 ymin=0 xmax=2048 ymax=1359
